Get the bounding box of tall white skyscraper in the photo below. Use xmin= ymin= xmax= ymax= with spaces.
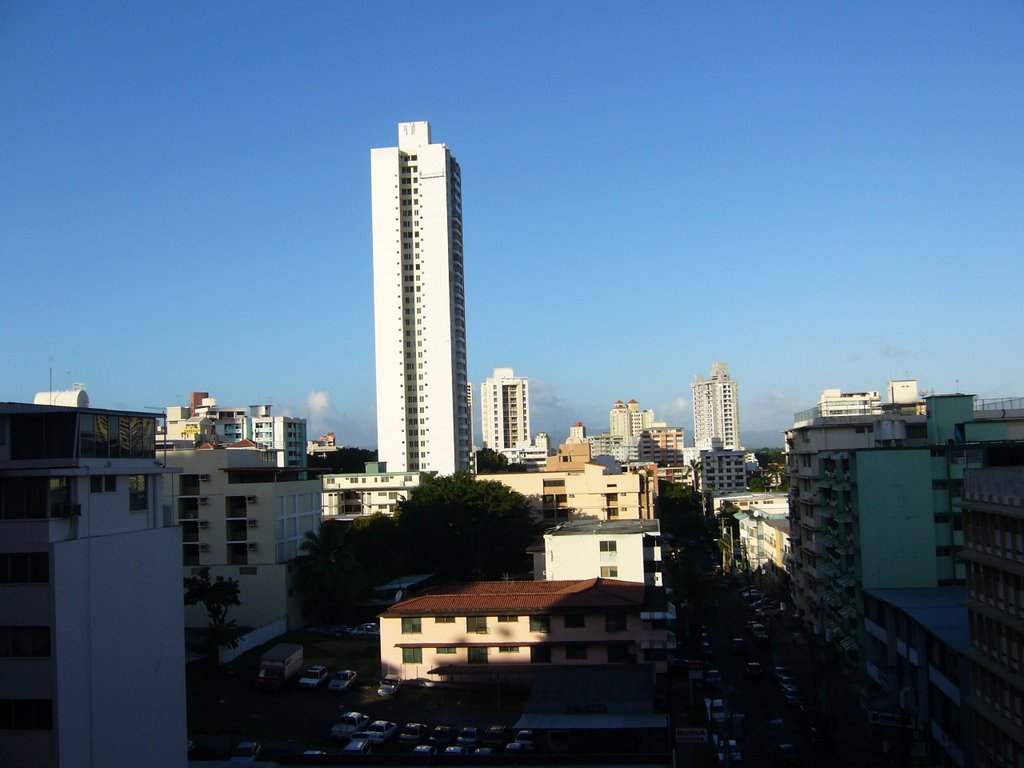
xmin=371 ymin=121 xmax=470 ymax=474
xmin=692 ymin=361 xmax=741 ymax=450
xmin=481 ymin=367 xmax=531 ymax=452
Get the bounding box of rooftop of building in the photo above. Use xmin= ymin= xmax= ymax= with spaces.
xmin=1 ymin=400 xmax=155 ymax=418
xmin=545 ymin=518 xmax=661 ymax=537
xmin=864 ymin=587 xmax=969 ymax=651
xmin=381 ymin=577 xmax=655 ymax=616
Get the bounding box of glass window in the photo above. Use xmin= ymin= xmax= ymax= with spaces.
xmin=0 ymin=699 xmax=53 ymax=730
xmin=529 ymin=615 xmax=550 ymax=633
xmin=496 ymin=615 xmax=518 ymax=623
xmin=434 ymin=616 xmax=455 ymax=624
xmin=401 ymin=617 xmax=422 ymax=634
xmin=601 ymin=566 xmax=619 ymax=578
xmin=566 ymin=646 xmax=588 ymax=660
xmin=0 ymin=627 xmax=51 ymax=657
xmin=402 ymin=648 xmax=422 ymax=664
xmin=129 ymin=475 xmax=148 ymax=512
xmin=599 ymin=540 xmax=617 ymax=553
xmin=466 ymin=616 xmax=488 ymax=634
xmin=530 ymin=646 xmax=551 ymax=663
xmin=467 ymin=647 xmax=488 ymax=664
xmin=606 ymin=614 xmax=627 ymax=632
xmin=498 ymin=646 xmax=519 ymax=654
xmin=436 ymin=647 xmax=456 ymax=655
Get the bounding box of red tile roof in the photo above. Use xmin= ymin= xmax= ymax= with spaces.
xmin=381 ymin=578 xmax=647 ymax=616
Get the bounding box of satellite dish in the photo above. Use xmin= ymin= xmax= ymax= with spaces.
xmin=394 ymin=589 xmax=405 ymax=602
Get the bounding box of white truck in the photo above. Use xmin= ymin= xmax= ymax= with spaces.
xmin=256 ymin=643 xmax=304 ymax=690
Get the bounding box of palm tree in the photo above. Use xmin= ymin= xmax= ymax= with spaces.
xmin=293 ymin=520 xmax=363 ymax=625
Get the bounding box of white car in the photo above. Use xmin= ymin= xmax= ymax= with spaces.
xmin=328 ymin=669 xmax=358 ymax=691
xmin=343 ymin=738 xmax=371 ymax=754
xmin=398 ymin=722 xmax=430 ymax=745
xmin=331 ymin=711 xmax=370 ymax=740
xmin=364 ymin=720 xmax=398 ymax=744
xmin=456 ymin=726 xmax=480 ymax=748
xmin=444 ymin=746 xmax=469 ymax=755
xmin=705 ymin=697 xmax=726 ymax=724
xmin=351 ymin=622 xmax=380 ymax=637
xmin=297 ymin=665 xmax=329 ymax=688
xmin=377 ymin=674 xmax=401 ymax=696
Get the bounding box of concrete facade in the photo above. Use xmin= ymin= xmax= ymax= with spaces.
xmin=481 ymin=368 xmax=530 ymax=453
xmin=0 ymin=401 xmax=186 ymax=768
xmin=692 ymin=362 xmax=741 ymax=450
xmin=371 ymin=121 xmax=471 ymax=475
xmin=542 ymin=518 xmax=664 ymax=586
xmin=322 ymin=462 xmax=425 ymax=520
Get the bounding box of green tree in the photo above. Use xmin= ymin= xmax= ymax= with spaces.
xmin=347 ymin=513 xmax=401 ymax=585
xmin=392 ymin=472 xmax=540 ymax=580
xmin=658 ymin=482 xmax=707 ymax=538
xmin=475 ymin=447 xmax=509 ymax=473
xmin=306 ymin=447 xmax=378 ymax=473
xmin=184 ymin=567 xmax=244 ymax=671
xmin=294 ymin=520 xmax=365 ymax=625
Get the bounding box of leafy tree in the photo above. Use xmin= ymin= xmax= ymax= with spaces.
xmin=658 ymin=482 xmax=707 ymax=538
xmin=307 ymin=447 xmax=378 ymax=473
xmin=347 ymin=513 xmax=401 ymax=585
xmin=392 ymin=472 xmax=540 ymax=580
xmin=475 ymin=447 xmax=509 ymax=473
xmin=294 ymin=520 xmax=365 ymax=624
xmin=184 ymin=567 xmax=244 ymax=671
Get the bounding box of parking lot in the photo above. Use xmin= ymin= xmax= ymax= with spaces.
xmin=187 ymin=631 xmax=528 ymax=759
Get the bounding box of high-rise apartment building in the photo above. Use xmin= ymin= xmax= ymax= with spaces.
xmin=610 ymin=399 xmax=655 ymax=439
xmin=692 ymin=362 xmax=741 ymax=450
xmin=371 ymin=121 xmax=470 ymax=475
xmin=481 ymin=367 xmax=530 ymax=453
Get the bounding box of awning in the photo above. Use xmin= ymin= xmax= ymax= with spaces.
xmin=514 ymin=713 xmax=669 ymax=731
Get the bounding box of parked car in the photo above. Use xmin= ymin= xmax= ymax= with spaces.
xmin=745 ymin=661 xmax=764 ymax=679
xmin=512 ymin=729 xmax=537 ymax=752
xmin=412 ymin=745 xmax=437 ymax=754
xmin=428 ymin=725 xmax=455 ymax=748
xmin=229 ymin=741 xmax=262 ymax=765
xmin=343 ymin=738 xmax=371 ymax=754
xmin=297 ymin=665 xmax=330 ymax=688
xmin=773 ymin=743 xmax=801 ymax=766
xmin=331 ymin=711 xmax=370 ymax=740
xmin=701 ymin=641 xmax=714 ymax=658
xmin=481 ymin=724 xmax=511 ymax=748
xmin=782 ymin=685 xmax=803 ymax=706
xmin=444 ymin=745 xmax=469 ymax=755
xmin=399 ymin=722 xmax=430 ymax=745
xmin=705 ymin=668 xmax=722 ymax=686
xmin=456 ymin=726 xmax=480 ymax=748
xmin=705 ymin=697 xmax=726 ymax=725
xmin=351 ymin=622 xmax=380 ymax=637
xmin=732 ymin=637 xmax=747 ymax=654
xmin=364 ymin=720 xmax=398 ymax=744
xmin=377 ymin=674 xmax=402 ymax=696
xmin=717 ymin=738 xmax=743 ymax=764
xmin=328 ymin=669 xmax=358 ymax=691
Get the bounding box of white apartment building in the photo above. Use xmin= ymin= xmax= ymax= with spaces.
xmin=610 ymin=399 xmax=655 ymax=439
xmin=692 ymin=361 xmax=742 ymax=450
xmin=699 ymin=449 xmax=747 ymax=493
xmin=163 ymin=391 xmax=307 ymax=468
xmin=322 ymin=462 xmax=425 ymax=520
xmin=371 ymin=121 xmax=470 ymax=475
xmin=161 ymin=446 xmax=322 ymax=634
xmin=542 ymin=518 xmax=664 ymax=586
xmin=480 ymin=368 xmax=530 ymax=453
xmin=499 ymin=432 xmax=552 ymax=471
xmin=0 ymin=397 xmax=186 ymax=768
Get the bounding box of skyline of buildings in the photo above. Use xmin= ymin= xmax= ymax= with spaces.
xmin=371 ymin=121 xmax=471 ymax=476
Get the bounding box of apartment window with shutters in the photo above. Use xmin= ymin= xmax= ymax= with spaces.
xmin=466 ymin=616 xmax=488 ymax=634
xmin=468 ymin=647 xmax=488 ymax=663
xmin=402 ymin=648 xmax=422 ymax=664
xmin=529 ymin=615 xmax=550 ymax=633
xmin=401 ymin=617 xmax=422 ymax=634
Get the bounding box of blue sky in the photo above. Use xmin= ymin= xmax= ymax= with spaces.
xmin=2 ymin=2 xmax=1021 ymax=448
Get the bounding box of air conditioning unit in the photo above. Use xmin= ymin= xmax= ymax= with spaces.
xmin=246 ymin=518 xmax=258 ymax=528
xmin=198 ymin=543 xmax=209 ymax=552
xmin=54 ymin=503 xmax=82 ymax=518
xmin=198 ymin=520 xmax=209 ymax=529
xmin=246 ymin=542 xmax=259 ymax=551
xmin=199 ymin=474 xmax=211 ymax=482
xmin=199 ymin=497 xmax=209 ymax=505
xmin=245 ymin=496 xmax=257 ymax=504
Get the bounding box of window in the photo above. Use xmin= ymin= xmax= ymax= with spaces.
xmin=606 ymin=614 xmax=627 ymax=632
xmin=0 ymin=699 xmax=53 ymax=730
xmin=467 ymin=647 xmax=488 ymax=663
xmin=466 ymin=616 xmax=488 ymax=634
xmin=566 ymin=646 xmax=588 ymax=660
xmin=90 ymin=475 xmax=116 ymax=493
xmin=496 ymin=615 xmax=518 ymax=623
xmin=599 ymin=540 xmax=617 ymax=553
xmin=401 ymin=617 xmax=422 ymax=634
xmin=402 ymin=648 xmax=422 ymax=664
xmin=564 ymin=614 xmax=585 ymax=629
xmin=436 ymin=646 xmax=456 ymax=655
xmin=529 ymin=615 xmax=550 ymax=633
xmin=0 ymin=553 xmax=49 ymax=583
xmin=608 ymin=644 xmax=629 ymax=662
xmin=600 ymin=566 xmax=619 ymax=578
xmin=531 ymin=646 xmax=551 ymax=663
xmin=128 ymin=475 xmax=148 ymax=512
xmin=0 ymin=627 xmax=51 ymax=657
xmin=498 ymin=646 xmax=519 ymax=654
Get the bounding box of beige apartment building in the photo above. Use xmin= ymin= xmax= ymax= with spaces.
xmin=161 ymin=445 xmax=322 ymax=634
xmin=479 ymin=443 xmax=656 ymax=524
xmin=378 ymin=578 xmax=675 ymax=686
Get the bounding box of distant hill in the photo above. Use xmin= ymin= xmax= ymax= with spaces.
xmin=742 ymin=429 xmax=785 ymax=449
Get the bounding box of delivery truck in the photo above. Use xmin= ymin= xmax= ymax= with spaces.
xmin=256 ymin=643 xmax=304 ymax=690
